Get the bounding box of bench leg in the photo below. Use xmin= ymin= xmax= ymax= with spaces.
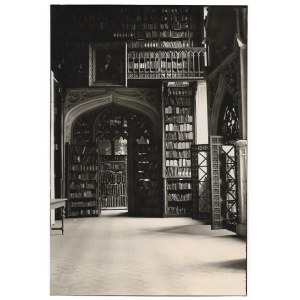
xmin=61 ymin=207 xmax=65 ymax=235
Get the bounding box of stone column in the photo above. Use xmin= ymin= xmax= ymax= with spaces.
xmin=234 ymin=139 xmax=247 ymax=237
xmin=193 ymin=81 xmax=209 ymax=219
xmin=195 ymin=81 xmax=209 ymax=144
xmin=236 ymin=35 xmax=247 ymax=140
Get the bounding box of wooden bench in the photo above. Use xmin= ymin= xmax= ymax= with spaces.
xmin=50 ymin=198 xmax=68 ymax=235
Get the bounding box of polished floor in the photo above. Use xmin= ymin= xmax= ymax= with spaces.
xmin=50 ymin=210 xmax=246 ymax=296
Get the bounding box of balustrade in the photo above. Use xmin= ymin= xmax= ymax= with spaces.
xmin=127 ymin=48 xmax=206 ymax=79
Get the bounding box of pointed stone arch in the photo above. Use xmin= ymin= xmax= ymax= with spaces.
xmin=210 ymin=73 xmax=238 ymax=136
xmin=64 ymin=88 xmax=161 ymax=144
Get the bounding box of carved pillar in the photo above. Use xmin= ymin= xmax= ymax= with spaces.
xmin=237 ymin=36 xmax=247 ymax=140
xmin=234 ymin=139 xmax=247 ymax=237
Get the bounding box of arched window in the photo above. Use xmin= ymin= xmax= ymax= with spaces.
xmin=219 ymin=94 xmax=239 ymax=142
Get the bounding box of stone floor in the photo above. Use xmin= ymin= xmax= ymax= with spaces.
xmin=50 ymin=210 xmax=246 ymax=296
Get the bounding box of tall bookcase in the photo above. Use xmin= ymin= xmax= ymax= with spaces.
xmin=67 ymin=145 xmax=100 ymax=217
xmin=162 ymin=82 xmax=195 ymax=216
xmin=98 ymin=155 xmax=128 ymax=209
xmin=134 ymin=142 xmax=161 ymax=215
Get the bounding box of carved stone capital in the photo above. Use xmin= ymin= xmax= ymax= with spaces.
xmin=234 ymin=139 xmax=247 ymax=148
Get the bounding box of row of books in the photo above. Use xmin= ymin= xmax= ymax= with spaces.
xmin=69 ymin=191 xmax=96 ymax=198
xmin=167 ymin=207 xmax=190 ymax=216
xmin=166 ymin=141 xmax=192 ymax=150
xmin=161 ymin=7 xmax=190 ymax=14
xmin=114 ymin=14 xmax=154 ymax=24
xmin=100 ymin=183 xmax=126 ymax=195
xmin=166 ymin=150 xmax=191 ymax=159
xmin=70 ymin=154 xmax=97 ymax=163
xmin=128 ymin=51 xmax=196 ymax=59
xmin=165 ymin=123 xmax=193 ymax=132
xmin=128 ymin=72 xmax=202 ymax=79
xmin=166 ymin=159 xmax=191 ymax=167
xmin=100 ymin=162 xmax=126 ymax=170
xmin=99 ymin=171 xmax=126 ymax=184
xmin=127 ymin=40 xmax=193 ymax=48
xmin=70 ymin=164 xmax=97 ymax=171
xmin=128 ymin=61 xmax=192 ymax=71
xmin=166 ymin=167 xmax=191 ymax=177
xmin=69 ymin=182 xmax=96 ymax=189
xmin=99 ymin=155 xmax=127 ymax=162
xmin=165 ymin=115 xmax=193 ymax=124
xmin=101 ymin=195 xmax=127 ymax=208
xmin=128 ymin=70 xmax=197 ymax=78
xmin=159 ymin=22 xmax=189 ymax=30
xmin=167 ymin=88 xmax=193 ymax=96
xmin=165 ymin=97 xmax=192 ymax=106
xmin=167 ymin=182 xmax=192 ymax=190
xmin=160 ymin=30 xmax=189 ymax=38
xmin=70 ymin=201 xmax=98 ymax=208
xmin=69 ymin=145 xmax=97 ymax=155
xmin=166 ymin=132 xmax=194 ymax=141
xmin=87 ymin=18 xmax=193 ymax=32
xmin=113 ymin=31 xmax=158 ymax=39
xmin=69 ymin=209 xmax=99 ymax=217
xmin=116 ymin=23 xmax=158 ymax=30
xmin=69 ymin=173 xmax=97 ymax=180
xmin=165 ymin=106 xmax=193 ymax=115
xmin=167 ymin=193 xmax=192 ymax=201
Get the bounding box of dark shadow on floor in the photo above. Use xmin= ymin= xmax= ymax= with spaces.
xmin=148 ymin=224 xmax=237 ymax=237
xmin=207 ymin=259 xmax=246 ymax=270
xmin=101 ymin=211 xmax=165 ymax=218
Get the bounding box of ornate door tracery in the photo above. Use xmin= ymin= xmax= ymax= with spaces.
xmin=70 ymin=104 xmax=161 ymax=216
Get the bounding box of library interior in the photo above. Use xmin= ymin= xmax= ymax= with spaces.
xmin=50 ymin=5 xmax=247 ymax=296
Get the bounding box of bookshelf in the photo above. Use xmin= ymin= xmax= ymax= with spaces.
xmin=162 ymin=81 xmax=195 ymax=217
xmin=67 ymin=145 xmax=100 ymax=217
xmin=98 ymin=155 xmax=128 ymax=209
xmin=112 ymin=6 xmax=203 ymax=49
xmin=134 ymin=142 xmax=161 ymax=215
xmin=52 ymin=6 xmax=206 ymax=85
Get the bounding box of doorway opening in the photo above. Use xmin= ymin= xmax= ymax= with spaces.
xmin=68 ymin=103 xmax=162 ymax=217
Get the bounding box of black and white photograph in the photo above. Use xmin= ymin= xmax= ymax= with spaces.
xmin=50 ymin=4 xmax=247 ymax=296
xmin=4 ymin=0 xmax=300 ymax=299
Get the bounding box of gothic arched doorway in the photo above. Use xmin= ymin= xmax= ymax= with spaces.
xmin=67 ymin=103 xmax=163 ymax=217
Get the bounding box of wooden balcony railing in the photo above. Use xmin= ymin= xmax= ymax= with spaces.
xmin=127 ymin=48 xmax=206 ymax=80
